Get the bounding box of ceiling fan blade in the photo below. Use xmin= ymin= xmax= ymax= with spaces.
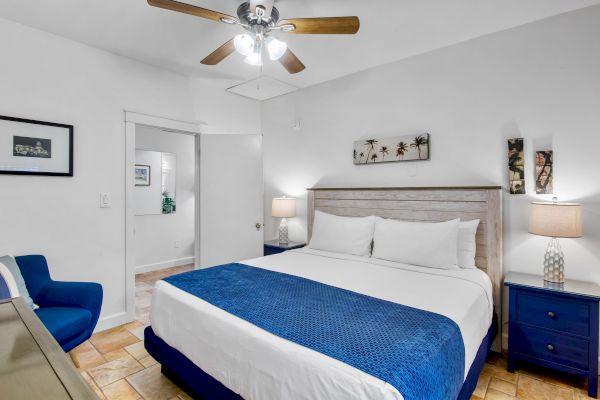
xmin=250 ymin=0 xmax=274 ymax=17
xmin=147 ymin=0 xmax=237 ymax=23
xmin=201 ymin=38 xmax=236 ymax=65
xmin=278 ymin=17 xmax=360 ymax=34
xmin=279 ymin=48 xmax=306 ymax=74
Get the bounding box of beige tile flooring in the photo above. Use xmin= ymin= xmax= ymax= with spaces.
xmin=70 ymin=265 xmax=193 ymax=400
xmin=70 ymin=265 xmax=597 ymax=400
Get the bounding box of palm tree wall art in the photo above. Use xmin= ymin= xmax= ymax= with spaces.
xmin=508 ymin=138 xmax=526 ymax=194
xmin=353 ymin=134 xmax=430 ymax=165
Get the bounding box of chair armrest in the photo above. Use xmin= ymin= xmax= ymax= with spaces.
xmin=36 ymin=280 xmax=103 ymax=314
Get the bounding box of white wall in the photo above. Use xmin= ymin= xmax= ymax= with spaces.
xmin=0 ymin=17 xmax=260 ymax=330
xmin=190 ymin=78 xmax=261 ymax=135
xmin=134 ymin=126 xmax=195 ymax=272
xmin=262 ymin=5 xmax=600 ymax=288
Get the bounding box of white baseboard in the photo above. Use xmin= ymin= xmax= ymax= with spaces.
xmin=135 ymin=256 xmax=194 ymax=274
xmin=94 ymin=311 xmax=132 ymax=333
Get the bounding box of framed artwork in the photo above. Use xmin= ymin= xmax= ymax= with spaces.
xmin=135 ymin=165 xmax=151 ymax=186
xmin=535 ymin=150 xmax=553 ymax=194
xmin=353 ymin=133 xmax=430 ymax=165
xmin=0 ymin=115 xmax=73 ymax=176
xmin=508 ymin=138 xmax=525 ymax=194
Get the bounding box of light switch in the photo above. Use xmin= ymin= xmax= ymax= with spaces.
xmin=100 ymin=192 xmax=111 ymax=208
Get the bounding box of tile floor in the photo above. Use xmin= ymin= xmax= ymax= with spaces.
xmin=69 ymin=265 xmax=597 ymax=400
xmin=70 ymin=265 xmax=193 ymax=400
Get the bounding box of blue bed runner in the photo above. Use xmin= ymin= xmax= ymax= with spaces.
xmin=164 ymin=263 xmax=465 ymax=400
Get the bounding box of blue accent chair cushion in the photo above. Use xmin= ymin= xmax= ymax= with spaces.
xmin=35 ymin=307 xmax=92 ymax=344
xmin=12 ymin=255 xmax=103 ymax=352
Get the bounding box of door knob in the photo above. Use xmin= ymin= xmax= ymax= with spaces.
xmin=255 ymin=223 xmax=263 ymax=230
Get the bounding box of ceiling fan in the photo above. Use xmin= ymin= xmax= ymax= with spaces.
xmin=147 ymin=0 xmax=360 ymax=74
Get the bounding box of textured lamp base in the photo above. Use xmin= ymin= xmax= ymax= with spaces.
xmin=278 ymin=218 xmax=289 ymax=245
xmin=543 ymin=237 xmax=565 ymax=283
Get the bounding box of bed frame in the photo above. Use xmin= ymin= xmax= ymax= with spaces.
xmin=307 ymin=186 xmax=503 ymax=351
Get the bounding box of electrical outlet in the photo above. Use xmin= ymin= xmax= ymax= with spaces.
xmin=174 ymin=240 xmax=180 ymax=248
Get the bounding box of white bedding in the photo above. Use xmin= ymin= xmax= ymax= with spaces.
xmin=151 ymin=248 xmax=493 ymax=400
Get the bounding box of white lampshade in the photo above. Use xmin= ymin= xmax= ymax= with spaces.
xmin=272 ymin=197 xmax=296 ymax=218
xmin=529 ymin=202 xmax=582 ymax=238
xmin=234 ymin=34 xmax=255 ymax=57
xmin=244 ymin=52 xmax=263 ymax=66
xmin=266 ymin=37 xmax=287 ymax=61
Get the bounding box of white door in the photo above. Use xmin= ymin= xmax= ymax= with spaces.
xmin=200 ymin=134 xmax=263 ymax=267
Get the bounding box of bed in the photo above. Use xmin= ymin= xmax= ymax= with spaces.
xmin=145 ymin=186 xmax=503 ymax=400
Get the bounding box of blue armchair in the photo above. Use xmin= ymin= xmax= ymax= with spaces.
xmin=15 ymin=255 xmax=103 ymax=352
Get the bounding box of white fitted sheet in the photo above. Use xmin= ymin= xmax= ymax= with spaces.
xmin=151 ymin=248 xmax=493 ymax=400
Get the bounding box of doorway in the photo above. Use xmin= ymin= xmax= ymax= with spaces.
xmin=124 ymin=111 xmax=265 ymax=326
xmin=124 ymin=111 xmax=202 ymax=323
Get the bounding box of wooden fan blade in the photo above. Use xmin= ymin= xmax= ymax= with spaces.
xmin=148 ymin=0 xmax=236 ymax=23
xmin=279 ymin=48 xmax=306 ymax=74
xmin=278 ymin=17 xmax=360 ymax=34
xmin=201 ymin=38 xmax=236 ymax=65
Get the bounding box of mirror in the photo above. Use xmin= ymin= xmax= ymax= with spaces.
xmin=161 ymin=153 xmax=176 ymax=214
xmin=134 ymin=150 xmax=176 ymax=215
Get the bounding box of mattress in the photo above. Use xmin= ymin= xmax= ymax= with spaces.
xmin=150 ymin=248 xmax=493 ymax=400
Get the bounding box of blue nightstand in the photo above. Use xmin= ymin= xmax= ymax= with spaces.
xmin=264 ymin=240 xmax=305 ymax=256
xmin=505 ymin=272 xmax=600 ymax=398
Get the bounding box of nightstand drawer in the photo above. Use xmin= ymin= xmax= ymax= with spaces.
xmin=513 ymin=324 xmax=589 ymax=370
xmin=516 ymin=290 xmax=590 ymax=337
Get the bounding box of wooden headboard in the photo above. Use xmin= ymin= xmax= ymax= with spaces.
xmin=307 ymin=186 xmax=503 ymax=351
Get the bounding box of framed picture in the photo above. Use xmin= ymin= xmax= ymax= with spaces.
xmin=508 ymin=138 xmax=525 ymax=194
xmin=353 ymin=133 xmax=430 ymax=165
xmin=0 ymin=115 xmax=73 ymax=176
xmin=535 ymin=150 xmax=553 ymax=194
xmin=135 ymin=165 xmax=151 ymax=186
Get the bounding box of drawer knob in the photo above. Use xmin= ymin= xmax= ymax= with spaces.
xmin=547 ymin=311 xmax=556 ymax=318
xmin=547 ymin=344 xmax=555 ymax=352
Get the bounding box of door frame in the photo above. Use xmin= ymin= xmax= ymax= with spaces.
xmin=124 ymin=111 xmax=205 ymax=323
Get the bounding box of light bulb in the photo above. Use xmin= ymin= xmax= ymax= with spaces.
xmin=244 ymin=52 xmax=263 ymax=66
xmin=234 ymin=34 xmax=255 ymax=57
xmin=266 ymin=37 xmax=287 ymax=61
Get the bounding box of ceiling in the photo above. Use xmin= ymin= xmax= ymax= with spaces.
xmin=1 ymin=0 xmax=599 ymax=93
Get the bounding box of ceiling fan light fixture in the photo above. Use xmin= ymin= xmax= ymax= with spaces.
xmin=266 ymin=37 xmax=287 ymax=61
xmin=244 ymin=52 xmax=263 ymax=67
xmin=234 ymin=33 xmax=255 ymax=57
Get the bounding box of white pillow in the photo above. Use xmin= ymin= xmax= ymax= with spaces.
xmin=0 ymin=261 xmax=20 ymax=299
xmin=309 ymin=211 xmax=375 ymax=257
xmin=458 ymin=220 xmax=480 ymax=269
xmin=372 ymin=217 xmax=460 ymax=269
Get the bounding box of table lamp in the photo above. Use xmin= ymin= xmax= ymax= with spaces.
xmin=272 ymin=197 xmax=296 ymax=244
xmin=528 ymin=198 xmax=582 ymax=283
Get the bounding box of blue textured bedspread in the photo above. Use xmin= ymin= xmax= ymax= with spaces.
xmin=164 ymin=263 xmax=465 ymax=400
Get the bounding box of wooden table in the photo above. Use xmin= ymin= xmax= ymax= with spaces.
xmin=0 ymin=298 xmax=97 ymax=399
